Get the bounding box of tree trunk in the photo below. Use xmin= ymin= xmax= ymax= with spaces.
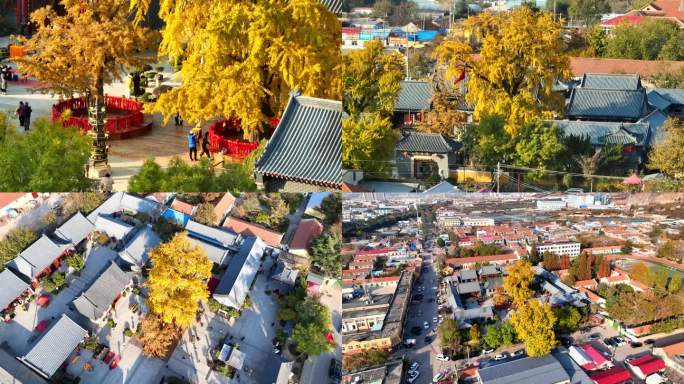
xmin=88 ymin=66 xmax=108 ymax=167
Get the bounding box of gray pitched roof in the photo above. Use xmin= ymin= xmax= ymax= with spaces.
xmin=0 ymin=269 xmax=29 ymax=311
xmin=188 ymin=236 xmax=231 ymax=267
xmin=457 ymin=281 xmax=481 ymax=294
xmin=8 ymin=235 xmax=70 ymax=280
xmin=652 ymin=88 xmax=684 ymax=106
xmin=255 ymin=93 xmax=342 ymax=188
xmin=271 ymin=261 xmax=298 ymax=286
xmin=639 ymin=109 xmax=668 ymax=144
xmin=580 ymin=73 xmax=641 ymax=90
xmin=86 ymin=192 xmax=162 ymax=222
xmin=566 ymin=88 xmax=647 ymax=120
xmin=72 ymin=262 xmax=131 ymax=320
xmin=214 ymin=236 xmax=266 ymax=309
xmin=423 ymin=180 xmax=459 ymax=194
xmin=478 ymin=354 xmax=570 ymax=384
xmin=118 ymin=226 xmax=161 ymax=267
xmin=94 ymin=215 xmax=134 ymax=241
xmin=396 ymin=132 xmax=461 ymax=154
xmin=458 ymin=269 xmax=478 ymax=281
xmin=185 ymin=220 xmax=240 ymax=249
xmin=553 ymin=120 xmax=650 ymax=147
xmin=21 ymin=315 xmax=87 ymax=378
xmin=54 ymin=212 xmax=94 ymax=246
xmin=394 ymin=80 xmax=433 ymax=112
xmin=647 ymin=89 xmax=673 ymax=111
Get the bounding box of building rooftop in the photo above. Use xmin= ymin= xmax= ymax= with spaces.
xmin=54 ymin=211 xmax=94 ymax=246
xmin=394 ymin=80 xmax=433 ymax=112
xmin=20 ymin=315 xmax=88 ymax=378
xmin=396 ymin=132 xmax=461 ymax=154
xmin=554 ymin=120 xmax=651 ymax=147
xmin=566 ymin=88 xmax=647 ymax=121
xmin=186 ymin=220 xmax=240 ymax=249
xmin=223 ymin=217 xmax=283 ymax=247
xmin=478 ymin=354 xmax=570 ymax=384
xmin=0 ymin=269 xmax=29 ymax=311
xmin=289 ymin=218 xmax=324 ymax=250
xmin=254 ymin=93 xmax=342 ymax=189
xmin=8 ymin=235 xmax=70 ymax=280
xmin=214 ymin=236 xmax=266 ymax=309
xmin=118 ymin=226 xmax=161 ymax=267
xmin=93 ymin=214 xmax=135 ymax=241
xmin=580 ymin=73 xmax=641 ymax=90
xmin=72 ymin=262 xmax=131 ymax=320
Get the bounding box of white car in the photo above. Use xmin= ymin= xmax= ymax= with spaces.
xmin=435 ymin=353 xmax=450 ymax=361
xmin=424 ymin=321 xmax=430 ymax=329
xmin=482 ymin=348 xmax=494 ymax=354
xmin=433 ymin=317 xmax=438 ymax=323
xmin=409 ymin=362 xmax=420 ymax=372
xmin=493 ymin=353 xmax=508 ymax=361
xmin=433 ymin=372 xmax=447 ymax=382
xmin=407 ymin=370 xmax=420 ymax=383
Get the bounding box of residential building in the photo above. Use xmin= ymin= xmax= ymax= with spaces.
xmin=213 ymin=236 xmax=266 ymax=309
xmin=288 ymin=218 xmax=324 ymax=258
xmin=7 ymin=235 xmax=71 ymax=285
xmin=0 ymin=269 xmax=30 ymax=316
xmin=72 ymin=261 xmax=132 ymax=324
xmin=462 ymin=217 xmax=496 ymax=227
xmin=270 ymin=260 xmax=298 ymax=287
xmin=254 ymin=91 xmax=342 ymax=192
xmin=53 ymin=211 xmax=94 ymax=248
xmin=536 ymin=242 xmax=581 ymax=257
xmin=477 ymin=350 xmax=593 ymax=384
xmin=212 ymin=193 xmax=236 ymax=226
xmin=653 ymin=333 xmax=684 ymax=376
xmin=118 ymin=226 xmax=161 ymax=268
xmin=537 ymin=199 xmax=567 ymax=211
xmin=589 ymin=367 xmax=632 ymax=384
xmin=93 ymin=214 xmax=135 ymax=243
xmin=86 ymin=192 xmax=163 ymax=223
xmin=19 ymin=315 xmax=88 ymax=379
xmin=342 ymin=272 xmax=411 ymax=355
xmin=392 ymin=80 xmax=433 ymax=128
xmin=445 ymin=253 xmax=519 ymax=269
xmin=395 ymin=132 xmax=460 ymax=180
xmin=626 ymin=354 xmax=666 ymax=380
xmin=601 ymin=0 xmax=684 ymax=30
xmin=223 ymin=217 xmax=283 ymax=248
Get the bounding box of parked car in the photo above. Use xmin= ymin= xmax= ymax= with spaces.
xmin=588 ymin=333 xmax=601 ymax=341
xmin=482 ymin=348 xmax=494 ymax=354
xmin=604 ymin=338 xmax=616 ymax=347
xmin=613 ymin=336 xmax=627 ymax=346
xmin=409 ymin=362 xmax=420 ymax=372
xmin=493 ymin=352 xmax=509 ymax=361
xmin=433 ymin=317 xmax=438 ymax=323
xmin=407 ymin=370 xmax=420 ymax=383
xmin=435 ymin=353 xmax=450 ymax=361
xmin=423 ymin=321 xmax=430 ymax=329
xmin=630 ymin=341 xmax=643 ymax=348
xmin=512 ymin=349 xmax=525 ymax=357
xmin=644 ymin=339 xmax=655 ymax=345
xmin=432 ymin=372 xmax=447 ymax=382
xmin=424 ymin=336 xmax=433 ymax=343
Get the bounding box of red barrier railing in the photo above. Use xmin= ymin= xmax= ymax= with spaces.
xmin=207 ymin=119 xmax=259 ymax=159
xmin=51 ymin=96 xmax=145 ymax=135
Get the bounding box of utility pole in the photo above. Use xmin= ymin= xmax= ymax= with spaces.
xmin=496 ymin=162 xmax=501 ymax=194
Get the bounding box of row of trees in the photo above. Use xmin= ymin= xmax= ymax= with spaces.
xmin=584 ymin=20 xmax=684 ymax=61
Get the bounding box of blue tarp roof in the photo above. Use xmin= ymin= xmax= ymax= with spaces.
xmin=162 ymin=208 xmax=191 ymax=226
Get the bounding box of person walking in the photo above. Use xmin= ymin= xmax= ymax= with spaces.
xmin=187 ymin=130 xmax=198 ymax=161
xmin=200 ymin=130 xmax=211 ymax=159
xmin=100 ymin=173 xmax=113 ymax=193
xmin=16 ymin=102 xmax=25 ymax=129
xmin=174 ymin=112 xmax=183 ymax=126
xmin=0 ymin=68 xmax=7 ymax=95
xmin=22 ymin=102 xmax=32 ymax=131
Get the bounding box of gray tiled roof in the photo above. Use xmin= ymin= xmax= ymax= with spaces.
xmin=652 ymin=88 xmax=684 ymax=106
xmin=580 ymin=73 xmax=641 ymax=90
xmin=423 ymin=180 xmax=459 ymax=194
xmin=185 ymin=220 xmax=240 ymax=249
xmin=188 ymin=236 xmax=231 ymax=267
xmin=54 ymin=212 xmax=94 ymax=246
xmin=639 ymin=109 xmax=668 ymax=144
xmin=0 ymin=269 xmax=29 ymax=311
xmin=457 ymin=269 xmax=478 ymax=281
xmin=396 ymin=132 xmax=461 ymax=154
xmin=86 ymin=192 xmax=162 ymax=222
xmin=271 ymin=261 xmax=298 ymax=286
xmin=318 ymin=0 xmax=342 ymax=13
xmin=478 ymin=354 xmax=570 ymax=384
xmin=21 ymin=315 xmax=87 ymax=378
xmin=566 ymin=88 xmax=646 ymax=120
xmin=8 ymin=235 xmax=70 ymax=280
xmin=255 ymin=94 xmax=342 ymax=188
xmin=553 ymin=120 xmax=650 ymax=147
xmin=647 ymin=90 xmax=672 ymax=111
xmin=457 ymin=281 xmax=481 ymax=294
xmin=118 ymin=226 xmax=161 ymax=267
xmin=72 ymin=262 xmax=131 ymax=320
xmin=214 ymin=236 xmax=266 ymax=309
xmin=93 ymin=215 xmax=134 ymax=241
xmin=394 ymin=80 xmax=433 ymax=112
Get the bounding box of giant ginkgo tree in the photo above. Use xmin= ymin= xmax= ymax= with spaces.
xmin=131 ymin=0 xmax=342 ymax=141
xmin=15 ymin=0 xmax=156 ymax=171
xmin=434 ymin=7 xmax=570 ymax=136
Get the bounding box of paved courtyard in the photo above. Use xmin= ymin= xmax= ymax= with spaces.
xmin=164 ymin=251 xmax=285 ymax=384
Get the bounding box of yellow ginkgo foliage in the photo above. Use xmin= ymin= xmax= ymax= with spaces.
xmin=146 ymin=232 xmax=212 ymax=328
xmin=132 ymin=0 xmax=342 ymax=140
xmin=15 ymin=0 xmax=155 ymax=102
xmin=434 ymin=7 xmax=570 ymax=136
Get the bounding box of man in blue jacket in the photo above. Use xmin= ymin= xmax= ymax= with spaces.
xmin=188 ymin=130 xmax=198 ymax=161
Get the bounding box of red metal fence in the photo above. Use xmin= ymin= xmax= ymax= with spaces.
xmin=207 ymin=119 xmax=259 ymax=158
xmin=52 ymin=96 xmax=145 ymax=135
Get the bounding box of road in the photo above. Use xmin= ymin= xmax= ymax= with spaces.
xmin=397 ymin=212 xmax=458 ymax=383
